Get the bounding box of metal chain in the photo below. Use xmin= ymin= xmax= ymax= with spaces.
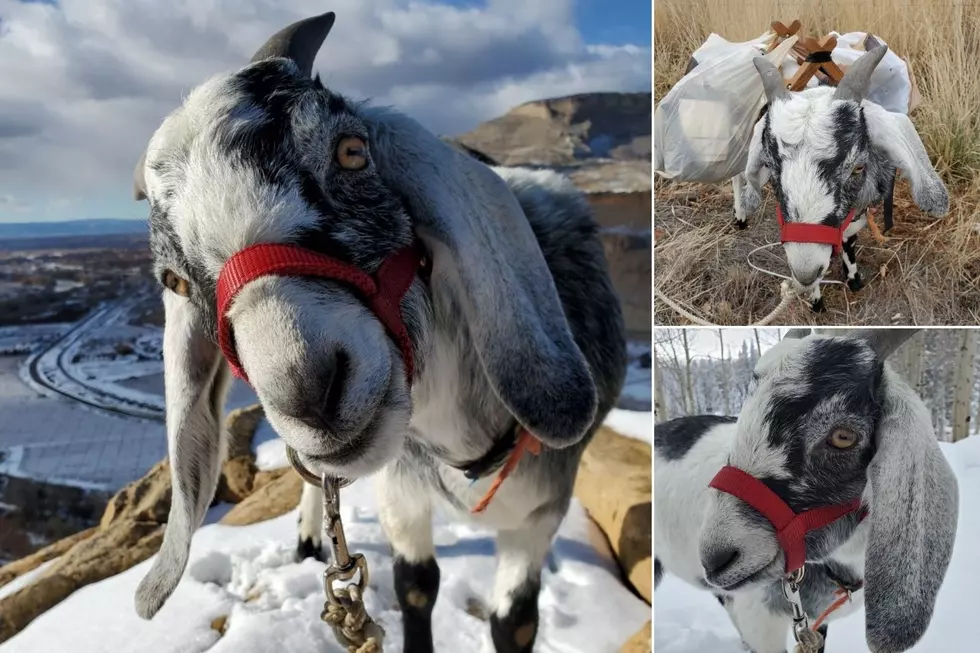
xmin=286 ymin=447 xmax=385 ymax=652
xmin=783 ymin=568 xmax=824 ymax=653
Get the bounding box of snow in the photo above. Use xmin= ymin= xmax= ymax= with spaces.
xmin=1 ymin=477 xmax=650 ymax=653
xmin=654 ymin=436 xmax=980 ymax=652
xmin=252 ymin=419 xmax=288 ymax=471
xmin=604 ymin=408 xmax=651 ymax=443
xmin=0 ymin=560 xmax=59 ymax=602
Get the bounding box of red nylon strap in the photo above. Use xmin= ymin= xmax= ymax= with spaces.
xmin=709 ymin=465 xmax=864 ymax=573
xmin=216 ymin=242 xmax=422 ymax=385
xmin=776 ymin=206 xmax=856 ymax=255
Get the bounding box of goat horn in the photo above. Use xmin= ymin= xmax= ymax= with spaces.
xmin=834 ymin=44 xmax=888 ymax=104
xmin=782 ymin=328 xmax=812 ymax=340
xmin=849 ymin=328 xmax=919 ymax=359
xmin=753 ymin=57 xmax=789 ymax=104
xmin=249 ymin=12 xmax=336 ymax=78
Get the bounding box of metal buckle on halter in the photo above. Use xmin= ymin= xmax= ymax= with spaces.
xmin=783 ymin=567 xmax=824 ymax=653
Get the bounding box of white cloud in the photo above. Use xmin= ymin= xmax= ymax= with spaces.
xmin=0 ymin=0 xmax=650 ymax=220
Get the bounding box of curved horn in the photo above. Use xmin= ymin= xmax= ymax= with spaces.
xmin=753 ymin=57 xmax=789 ymax=104
xmin=849 ymin=328 xmax=920 ymax=359
xmin=834 ymin=44 xmax=888 ymax=104
xmin=783 ymin=328 xmax=812 ymax=340
xmin=249 ymin=12 xmax=336 ymax=78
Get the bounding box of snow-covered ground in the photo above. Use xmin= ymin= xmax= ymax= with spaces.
xmin=655 ymin=436 xmax=980 ymax=652
xmin=2 ymin=470 xmax=650 ymax=652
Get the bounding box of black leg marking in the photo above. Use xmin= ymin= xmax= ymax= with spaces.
xmin=654 ymin=557 xmax=663 ymax=589
xmin=491 ymin=578 xmax=541 ymax=653
xmin=394 ymin=556 xmax=440 ymax=653
xmin=296 ymin=536 xmax=323 ymax=562
xmin=732 ymin=208 xmax=748 ymax=230
xmin=842 ymin=234 xmax=864 ymax=291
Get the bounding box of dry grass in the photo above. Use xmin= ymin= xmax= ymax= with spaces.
xmin=654 ymin=0 xmax=980 ymax=325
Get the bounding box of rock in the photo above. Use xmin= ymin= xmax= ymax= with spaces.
xmin=220 ymin=468 xmax=300 ymax=526
xmin=453 ymin=92 xmax=651 ymax=167
xmin=0 ymin=518 xmax=163 ymax=643
xmin=574 ymin=426 xmax=652 ymax=603
xmin=0 ymin=403 xmax=275 ymax=643
xmin=0 ymin=526 xmax=97 ymax=590
xmin=100 ymin=460 xmax=171 ymax=529
xmin=619 ymin=620 xmax=651 ymax=653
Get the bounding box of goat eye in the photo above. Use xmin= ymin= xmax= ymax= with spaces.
xmin=828 ymin=427 xmax=858 ymax=449
xmin=336 ymin=136 xmax=368 ymax=170
xmin=162 ymin=270 xmax=190 ymax=297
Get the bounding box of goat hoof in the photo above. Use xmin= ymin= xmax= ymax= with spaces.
xmin=732 ymin=218 xmax=748 ymax=231
xmin=810 ymin=297 xmax=827 ymax=313
xmin=847 ymin=274 xmax=864 ymax=292
xmin=296 ymin=536 xmax=325 ymax=562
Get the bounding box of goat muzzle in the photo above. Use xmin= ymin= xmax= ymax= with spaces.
xmin=777 ymin=206 xmax=857 ymax=255
xmin=216 ymin=242 xmax=425 ymax=385
xmin=709 ymin=465 xmax=866 ymax=573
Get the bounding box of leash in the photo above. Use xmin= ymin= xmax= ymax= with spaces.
xmin=655 ymin=280 xmax=798 ymax=327
xmin=287 ymin=447 xmax=385 ymax=653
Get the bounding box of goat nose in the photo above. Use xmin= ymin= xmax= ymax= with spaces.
xmin=288 ymin=351 xmax=350 ymax=433
xmin=702 ymin=547 xmax=740 ymax=577
xmin=793 ymin=267 xmax=823 ymax=288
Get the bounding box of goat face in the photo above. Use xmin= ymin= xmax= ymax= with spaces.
xmin=140 ymin=54 xmax=417 ymax=479
xmin=132 ymin=12 xmax=598 ymax=622
xmin=699 ymin=335 xmax=881 ymax=591
xmin=701 ymin=330 xmax=958 ymax=652
xmin=745 ymin=46 xmax=948 ymax=294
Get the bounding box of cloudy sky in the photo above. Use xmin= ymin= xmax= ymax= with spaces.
xmin=0 ymin=0 xmax=651 ymax=224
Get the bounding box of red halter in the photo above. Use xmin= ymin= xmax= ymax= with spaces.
xmin=216 ymin=242 xmax=424 ymax=385
xmin=776 ymin=206 xmax=857 ymax=256
xmin=709 ymin=465 xmax=866 ymax=573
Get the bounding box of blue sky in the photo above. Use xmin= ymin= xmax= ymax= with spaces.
xmin=0 ymin=0 xmax=651 ymax=223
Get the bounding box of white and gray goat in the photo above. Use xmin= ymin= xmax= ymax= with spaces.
xmin=654 ymin=329 xmax=958 ymax=653
xmin=731 ymin=46 xmax=949 ymax=311
xmin=129 ymin=12 xmax=626 ymax=653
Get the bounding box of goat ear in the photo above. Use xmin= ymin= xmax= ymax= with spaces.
xmin=133 ymin=149 xmax=148 ymax=201
xmin=740 ymin=117 xmax=769 ymax=216
xmin=135 ymin=292 xmax=230 ymax=619
xmin=863 ymin=101 xmax=949 ymax=217
xmin=864 ymin=368 xmax=958 ymax=651
xmin=362 ymin=108 xmax=597 ymax=448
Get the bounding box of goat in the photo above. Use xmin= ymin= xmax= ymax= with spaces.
xmin=654 ymin=329 xmax=958 ymax=653
xmin=128 ymin=12 xmax=626 ymax=653
xmin=731 ymin=46 xmax=948 ymax=311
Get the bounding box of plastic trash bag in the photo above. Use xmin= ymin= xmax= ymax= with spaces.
xmin=654 ymin=35 xmax=798 ymax=184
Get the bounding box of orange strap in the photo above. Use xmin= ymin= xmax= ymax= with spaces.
xmin=470 ymin=429 xmax=542 ymax=514
xmin=812 ymin=588 xmax=851 ymax=631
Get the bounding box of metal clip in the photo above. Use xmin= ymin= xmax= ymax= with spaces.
xmin=321 ymin=474 xmax=369 ymax=605
xmin=782 ymin=568 xmax=810 ymax=640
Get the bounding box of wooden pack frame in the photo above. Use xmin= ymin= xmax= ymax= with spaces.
xmin=765 ymin=20 xmax=884 ymax=91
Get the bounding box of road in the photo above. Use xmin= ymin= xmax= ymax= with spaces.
xmin=25 ymin=299 xmax=165 ymax=423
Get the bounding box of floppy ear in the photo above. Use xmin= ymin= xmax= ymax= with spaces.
xmin=863 ymin=101 xmax=949 ymax=217
xmin=864 ymin=367 xmax=958 ymax=652
xmin=135 ymin=292 xmax=230 ymax=619
xmin=740 ymin=117 xmax=770 ymax=216
xmin=361 ymin=107 xmax=598 ymax=448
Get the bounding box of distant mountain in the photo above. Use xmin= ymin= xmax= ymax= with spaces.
xmin=450 ymin=92 xmax=651 ymax=167
xmin=0 ymin=219 xmax=148 ymax=240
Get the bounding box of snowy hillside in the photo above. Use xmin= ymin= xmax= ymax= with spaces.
xmin=654 ymin=436 xmax=980 ymax=652
xmin=1 ymin=412 xmax=652 ymax=653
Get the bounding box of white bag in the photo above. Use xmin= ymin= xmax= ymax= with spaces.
xmin=654 ymin=35 xmax=798 ymax=184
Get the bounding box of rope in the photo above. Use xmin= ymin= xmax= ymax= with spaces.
xmin=321 ymin=585 xmax=386 ymax=653
xmin=811 ymin=588 xmax=851 ymax=631
xmin=470 ymin=429 xmax=542 ymax=514
xmin=792 ymin=627 xmax=825 ymax=653
xmin=655 ymin=280 xmax=797 ymax=327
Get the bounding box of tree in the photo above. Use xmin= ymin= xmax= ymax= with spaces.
xmin=951 ymin=329 xmax=978 ymax=441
